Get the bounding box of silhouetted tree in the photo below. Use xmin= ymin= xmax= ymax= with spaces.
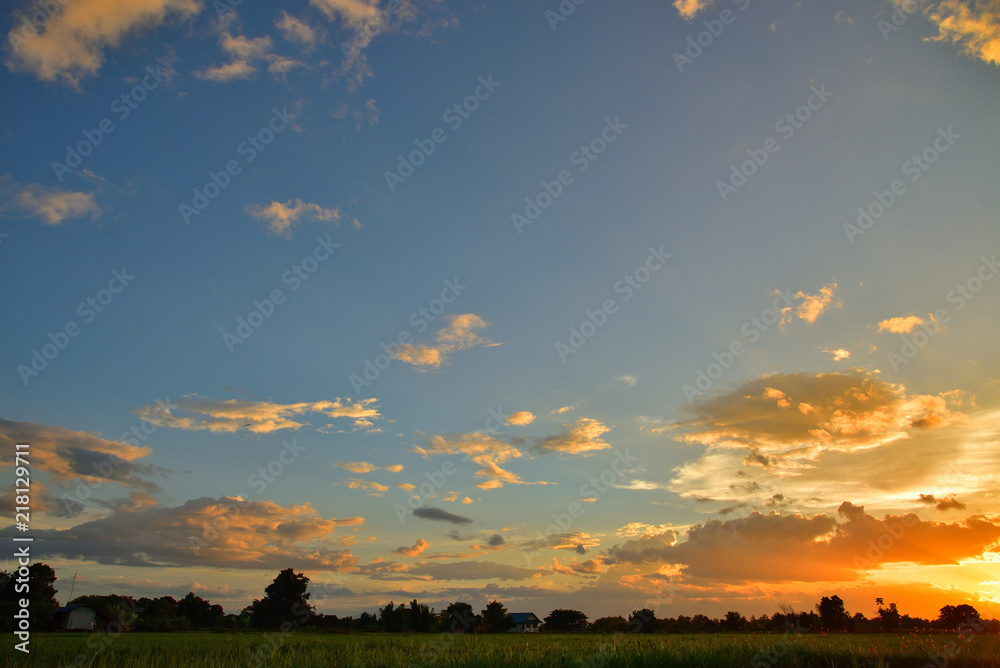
xmin=443 ymin=601 xmax=477 ymax=632
xmin=723 ymin=611 xmax=748 ymax=632
xmin=875 ymin=598 xmax=900 ymax=631
xmin=480 ymin=600 xmax=513 ymax=633
xmin=628 ymin=608 xmax=658 ymax=633
xmin=0 ymin=563 xmax=59 ymax=631
xmin=817 ymin=595 xmax=849 ymax=631
xmin=590 ymin=616 xmax=627 ymax=633
xmin=543 ymin=609 xmax=589 ymax=632
xmin=938 ymin=605 xmax=980 ymax=630
xmin=177 ymin=592 xmax=224 ymax=628
xmin=247 ymin=568 xmax=313 ymax=630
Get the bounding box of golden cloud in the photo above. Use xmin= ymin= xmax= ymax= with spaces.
xmin=31 ymin=496 xmax=362 ymax=569
xmin=135 ymin=395 xmax=381 ymax=432
xmin=5 ymin=0 xmax=200 ymax=86
xmin=878 ymin=315 xmax=926 ymax=333
xmin=780 ymin=282 xmax=840 ymax=325
xmin=535 ymin=418 xmax=612 ymax=456
xmin=392 ymin=538 xmax=430 ymax=557
xmin=245 ymin=198 xmax=341 ymax=238
xmin=396 ymin=314 xmax=500 ymax=371
xmin=506 ymin=411 xmax=536 ymax=426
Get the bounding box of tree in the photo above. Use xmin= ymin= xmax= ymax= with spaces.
xmin=938 ymin=605 xmax=980 ymax=630
xmin=443 ymin=601 xmax=477 ymax=633
xmin=0 ymin=563 xmax=59 ymax=631
xmin=875 ymin=598 xmax=900 ymax=631
xmin=543 ymin=609 xmax=589 ymax=632
xmin=628 ymin=608 xmax=658 ymax=633
xmin=590 ymin=616 xmax=627 ymax=633
xmin=722 ymin=611 xmax=748 ymax=632
xmin=248 ymin=568 xmax=313 ymax=630
xmin=817 ymin=595 xmax=849 ymax=631
xmin=379 ymin=601 xmax=405 ymax=632
xmin=177 ymin=592 xmax=224 ymax=628
xmin=406 ymin=599 xmax=433 ymax=632
xmin=480 ymin=600 xmax=513 ymax=633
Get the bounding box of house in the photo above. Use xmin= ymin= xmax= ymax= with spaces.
xmin=53 ymin=605 xmax=97 ymax=631
xmin=509 ymin=612 xmax=542 ymax=633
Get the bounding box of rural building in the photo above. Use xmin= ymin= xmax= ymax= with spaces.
xmin=53 ymin=605 xmax=97 ymax=631
xmin=509 ymin=612 xmax=542 ymax=632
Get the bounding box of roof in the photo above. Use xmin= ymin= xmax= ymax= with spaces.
xmin=510 ymin=612 xmax=541 ymax=623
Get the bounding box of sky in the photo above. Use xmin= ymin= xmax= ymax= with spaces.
xmin=1 ymin=0 xmax=999 ymax=623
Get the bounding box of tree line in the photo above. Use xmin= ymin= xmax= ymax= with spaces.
xmin=1 ymin=565 xmax=995 ymax=635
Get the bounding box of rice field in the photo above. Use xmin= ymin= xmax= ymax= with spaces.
xmin=3 ymin=632 xmax=999 ymax=667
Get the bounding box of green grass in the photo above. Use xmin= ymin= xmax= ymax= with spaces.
xmin=2 ymin=632 xmax=999 ymax=667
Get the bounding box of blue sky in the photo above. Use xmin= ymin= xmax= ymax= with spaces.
xmin=2 ymin=0 xmax=1000 ymax=621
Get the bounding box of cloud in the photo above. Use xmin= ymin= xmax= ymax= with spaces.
xmin=922 ymin=0 xmax=1000 ymax=66
xmin=409 ymin=560 xmax=536 ymax=581
xmin=552 ymin=406 xmax=574 ymax=415
xmin=605 ymin=504 xmax=1000 ymax=583
xmin=310 ymin=0 xmax=381 ymax=26
xmin=245 ymin=199 xmax=341 ymax=238
xmin=617 ymin=523 xmax=675 ymax=539
xmin=392 ymin=538 xmax=429 ymax=557
xmin=505 ymin=411 xmax=535 ymax=426
xmin=344 ymin=478 xmax=389 ymax=496
xmin=677 ymin=371 xmax=962 ymax=460
xmin=0 ymin=418 xmax=161 ymax=492
xmin=487 ymin=533 xmax=505 ymax=547
xmin=3 ymin=181 xmax=100 ymax=225
xmin=17 ymin=496 xmax=362 ymax=569
xmin=618 ymin=375 xmax=638 ymax=387
xmin=4 ymin=0 xmax=201 ymax=86
xmin=135 ymin=395 xmax=381 ymax=432
xmin=919 ymin=493 xmax=968 ymax=511
xmin=412 ymin=507 xmax=473 ymax=525
xmin=878 ymin=315 xmax=926 ymax=333
xmin=823 ymin=348 xmax=852 ymax=362
xmin=275 ymin=11 xmax=321 ymax=49
xmin=396 ymin=314 xmax=500 ymax=371
xmin=673 ymin=0 xmax=714 ymax=20
xmin=535 ymin=418 xmax=612 ymax=456
xmin=780 ymin=283 xmax=840 ymax=325
xmin=415 ymin=432 xmax=530 ymax=490
xmin=550 ymin=557 xmax=605 ymax=576
xmin=335 ymin=461 xmax=402 ymax=474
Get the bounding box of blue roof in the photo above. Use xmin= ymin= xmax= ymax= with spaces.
xmin=510 ymin=612 xmax=540 ymax=623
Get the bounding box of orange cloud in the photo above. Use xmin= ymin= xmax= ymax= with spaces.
xmin=924 ymin=0 xmax=1000 ymax=66
xmin=878 ymin=315 xmax=926 ymax=333
xmin=392 ymin=538 xmax=430 ymax=557
xmin=5 ymin=0 xmax=200 ymax=86
xmin=136 ymin=395 xmax=381 ymax=432
xmin=415 ymin=432 xmax=530 ymax=490
xmin=606 ymin=504 xmax=1000 ymax=583
xmin=344 ymin=478 xmax=389 ymax=496
xmin=396 ymin=314 xmax=500 ymax=371
xmin=30 ymin=496 xmax=362 ymax=569
xmin=780 ymin=283 xmax=840 ymax=325
xmin=535 ymin=418 xmax=612 ymax=456
xmin=506 ymin=411 xmax=536 ymax=426
xmin=245 ymin=198 xmax=340 ymax=238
